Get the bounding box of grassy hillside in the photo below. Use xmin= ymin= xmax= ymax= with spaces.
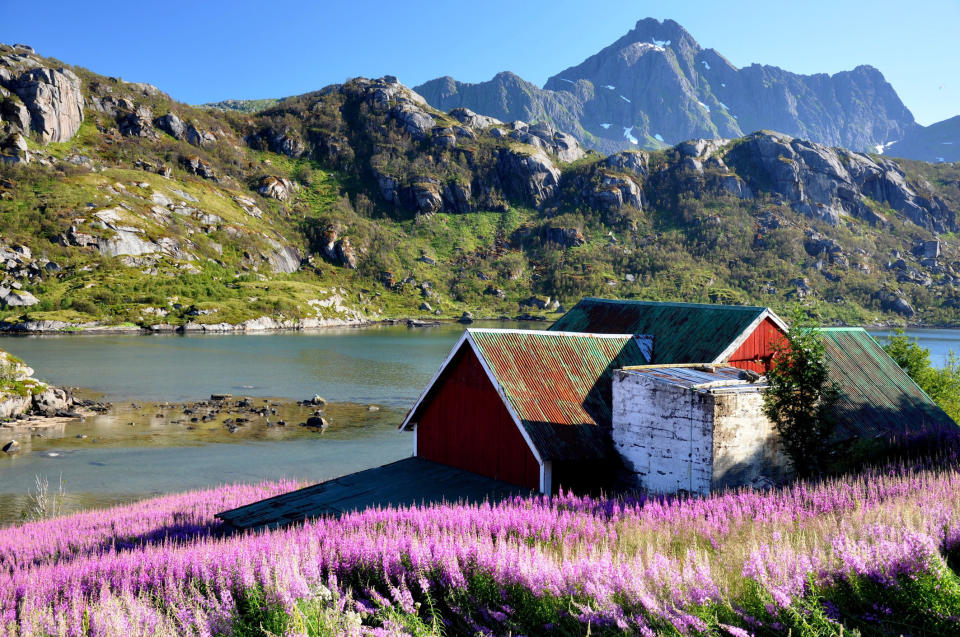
xmin=2 ymin=44 xmax=960 ymax=330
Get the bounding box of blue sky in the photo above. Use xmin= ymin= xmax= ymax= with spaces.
xmin=2 ymin=0 xmax=957 ymax=126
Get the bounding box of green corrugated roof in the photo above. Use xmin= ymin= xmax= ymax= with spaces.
xmin=549 ymin=298 xmax=768 ymax=364
xmin=468 ymin=329 xmax=649 ymax=461
xmin=819 ymin=328 xmax=957 ymax=440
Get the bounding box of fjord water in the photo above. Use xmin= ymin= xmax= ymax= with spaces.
xmin=0 ymin=324 xmax=953 ymax=525
xmin=0 ymin=324 xmax=478 ymax=406
xmin=0 ymin=323 xmax=498 ymax=525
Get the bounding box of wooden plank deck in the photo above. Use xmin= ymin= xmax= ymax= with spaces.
xmin=215 ymin=457 xmax=532 ymax=532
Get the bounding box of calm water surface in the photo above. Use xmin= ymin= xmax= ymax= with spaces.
xmin=0 ymin=322 xmax=529 ymax=525
xmin=866 ymin=327 xmax=960 ymax=366
xmin=0 ymin=322 xmax=952 ymax=525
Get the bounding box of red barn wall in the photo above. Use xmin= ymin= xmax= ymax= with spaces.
xmin=415 ymin=346 xmax=541 ymax=490
xmin=727 ymin=317 xmax=786 ymax=373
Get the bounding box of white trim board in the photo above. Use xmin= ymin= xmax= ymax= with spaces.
xmin=398 ymin=331 xmax=470 ymax=432
xmin=713 ymin=308 xmax=788 ymax=364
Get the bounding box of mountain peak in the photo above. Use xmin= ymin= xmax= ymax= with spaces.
xmin=416 ymin=17 xmax=926 ymax=155
xmin=628 ymin=17 xmax=700 ymax=54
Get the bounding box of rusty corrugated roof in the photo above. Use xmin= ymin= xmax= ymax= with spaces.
xmin=468 ymin=329 xmax=649 ymax=461
xmin=820 ymin=328 xmax=958 ymax=440
xmin=549 ymin=298 xmax=770 ymax=364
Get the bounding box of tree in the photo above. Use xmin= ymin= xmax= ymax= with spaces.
xmin=762 ymin=311 xmax=838 ymax=478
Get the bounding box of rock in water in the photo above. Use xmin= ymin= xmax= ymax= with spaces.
xmin=305 ymin=415 xmax=328 ymax=428
xmin=2 ymin=440 xmax=20 ymax=454
xmin=32 ymin=387 xmax=71 ymax=416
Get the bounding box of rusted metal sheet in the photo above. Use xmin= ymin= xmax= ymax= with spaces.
xmin=623 ymin=365 xmax=768 ymax=393
xmin=820 ymin=328 xmax=958 ymax=440
xmin=468 ymin=329 xmax=648 ymax=461
xmin=549 ymin=298 xmax=769 ymax=364
xmin=215 ymin=457 xmax=530 ymax=532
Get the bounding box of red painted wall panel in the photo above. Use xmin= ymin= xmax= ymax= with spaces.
xmin=727 ymin=317 xmax=786 ymax=373
xmin=416 ymin=347 xmax=540 ymax=490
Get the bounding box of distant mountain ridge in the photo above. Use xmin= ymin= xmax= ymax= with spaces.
xmin=415 ymin=18 xmax=953 ymax=159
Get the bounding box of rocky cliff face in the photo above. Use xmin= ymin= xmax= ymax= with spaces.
xmin=724 ymin=132 xmax=954 ymax=232
xmin=416 ymin=18 xmax=921 ymax=157
xmin=248 ymin=76 xmax=585 ymax=216
xmin=0 ymin=45 xmax=85 ymax=161
xmin=887 ymin=116 xmax=960 ymax=164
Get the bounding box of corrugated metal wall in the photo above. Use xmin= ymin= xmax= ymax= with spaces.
xmin=416 ymin=347 xmax=541 ymax=490
xmin=728 ymin=317 xmax=785 ymax=373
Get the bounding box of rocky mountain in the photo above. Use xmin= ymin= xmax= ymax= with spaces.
xmin=0 ymin=42 xmax=959 ymax=330
xmin=416 ymin=18 xmax=927 ymax=157
xmin=888 ymin=116 xmax=960 ymax=164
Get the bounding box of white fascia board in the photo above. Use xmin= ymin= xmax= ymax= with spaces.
xmin=398 ymin=330 xmax=470 ymax=431
xmin=713 ymin=309 xmax=787 ymax=364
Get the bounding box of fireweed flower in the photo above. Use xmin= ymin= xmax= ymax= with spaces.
xmin=0 ymin=461 xmax=957 ymax=636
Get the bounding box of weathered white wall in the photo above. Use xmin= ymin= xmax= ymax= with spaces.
xmin=612 ymin=371 xmax=715 ymax=495
xmin=712 ymin=392 xmax=788 ymax=490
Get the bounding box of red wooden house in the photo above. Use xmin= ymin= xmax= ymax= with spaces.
xmin=400 ymin=329 xmax=649 ymax=493
xmin=549 ymin=298 xmax=788 ymax=373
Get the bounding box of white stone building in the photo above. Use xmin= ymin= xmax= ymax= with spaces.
xmin=611 ymin=365 xmax=789 ymax=495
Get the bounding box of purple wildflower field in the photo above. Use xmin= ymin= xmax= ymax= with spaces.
xmin=2 ymin=464 xmax=960 ymax=636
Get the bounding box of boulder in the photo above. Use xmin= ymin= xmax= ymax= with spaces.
xmin=497 ymin=148 xmax=561 ymax=206
xmin=392 ymin=104 xmax=435 ymax=139
xmin=542 ymin=226 xmax=585 ymax=247
xmin=2 ymin=440 xmax=20 ymax=454
xmin=0 ymin=95 xmax=31 ymax=132
xmin=441 ymin=181 xmax=472 ymax=213
xmin=873 ymin=291 xmax=915 ymax=317
xmin=334 ymin=237 xmax=356 ymax=269
xmin=603 ymin=151 xmax=648 ymax=177
xmin=180 ymin=155 xmax=218 ymax=180
xmin=521 ymin=296 xmax=552 ymax=310
xmin=11 ymin=67 xmax=84 ymax=143
xmin=448 ymin=107 xmax=502 ymax=129
xmin=256 ymin=176 xmax=296 ymax=201
xmin=32 ymin=387 xmax=71 ymax=416
xmin=458 ymin=311 xmax=474 ymax=324
xmin=589 ymin=174 xmax=643 ymax=211
xmin=96 ymin=230 xmax=158 ymax=258
xmin=118 ymin=107 xmax=156 ymax=138
xmin=155 ymin=112 xmax=186 ymax=139
xmin=263 ymin=241 xmax=302 ymax=274
xmin=409 ymin=178 xmax=443 ymax=213
xmin=0 ymin=287 xmax=39 ymax=307
xmin=186 ymin=125 xmax=216 ymax=147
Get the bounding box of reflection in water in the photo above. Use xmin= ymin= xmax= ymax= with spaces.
xmin=0 ymin=399 xmax=407 ymax=526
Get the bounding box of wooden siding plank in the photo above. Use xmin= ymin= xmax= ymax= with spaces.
xmin=416 ymin=347 xmax=541 ymax=489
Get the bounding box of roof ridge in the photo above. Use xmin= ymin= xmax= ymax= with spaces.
xmin=579 ymin=297 xmax=767 ymax=312
xmin=467 ymin=328 xmax=638 ymax=338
